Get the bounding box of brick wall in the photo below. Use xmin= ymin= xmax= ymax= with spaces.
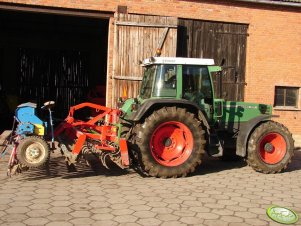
xmin=1 ymin=0 xmax=300 ymax=135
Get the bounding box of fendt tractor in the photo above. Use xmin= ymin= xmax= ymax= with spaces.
xmin=0 ymin=57 xmax=294 ymax=178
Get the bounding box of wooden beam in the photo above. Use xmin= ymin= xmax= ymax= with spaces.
xmin=115 ymin=21 xmax=177 ymax=28
xmin=113 ymin=75 xmax=143 ymax=81
xmin=0 ymin=3 xmax=113 ymax=19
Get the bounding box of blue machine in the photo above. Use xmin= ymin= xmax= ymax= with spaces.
xmin=15 ymin=103 xmax=48 ymax=136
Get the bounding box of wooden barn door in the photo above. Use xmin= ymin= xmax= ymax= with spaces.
xmin=112 ymin=13 xmax=177 ymax=106
xmin=177 ymin=19 xmax=248 ymax=101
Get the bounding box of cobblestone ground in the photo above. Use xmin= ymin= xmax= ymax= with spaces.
xmin=0 ymin=149 xmax=300 ymax=226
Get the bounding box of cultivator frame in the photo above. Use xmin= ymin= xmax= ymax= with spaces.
xmin=54 ymin=102 xmax=129 ymax=167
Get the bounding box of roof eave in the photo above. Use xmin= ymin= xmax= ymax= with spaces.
xmin=233 ymin=0 xmax=301 ymax=7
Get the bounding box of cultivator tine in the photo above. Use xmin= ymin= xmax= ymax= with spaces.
xmin=99 ymin=152 xmax=110 ymax=169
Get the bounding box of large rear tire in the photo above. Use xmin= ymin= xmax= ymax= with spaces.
xmin=132 ymin=107 xmax=206 ymax=178
xmin=17 ymin=136 xmax=50 ymax=168
xmin=247 ymin=121 xmax=294 ymax=173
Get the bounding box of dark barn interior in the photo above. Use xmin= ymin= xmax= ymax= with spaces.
xmin=0 ymin=9 xmax=108 ymax=131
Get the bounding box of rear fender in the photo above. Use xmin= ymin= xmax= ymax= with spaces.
xmin=129 ymin=99 xmax=210 ymax=129
xmin=236 ymin=115 xmax=272 ymax=157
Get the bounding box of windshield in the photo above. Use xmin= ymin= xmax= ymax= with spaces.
xmin=140 ymin=65 xmax=177 ymax=99
xmin=153 ymin=65 xmax=177 ymax=97
xmin=140 ymin=66 xmax=156 ymax=99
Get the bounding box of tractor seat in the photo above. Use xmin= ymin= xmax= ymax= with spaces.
xmin=42 ymin=101 xmax=55 ymax=110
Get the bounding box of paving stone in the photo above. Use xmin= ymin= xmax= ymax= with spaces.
xmin=204 ymin=203 xmax=226 ymax=209
xmin=173 ymin=209 xmax=196 ymax=217
xmin=137 ymin=217 xmax=162 ymax=225
xmin=156 ymin=213 xmax=180 ymax=221
xmin=203 ymin=219 xmax=229 ymax=226
xmin=179 ymin=216 xmax=205 ymax=224
xmin=212 ymin=209 xmax=234 ymax=216
xmin=116 ymin=223 xmax=140 ymax=226
xmin=92 ymin=220 xmax=119 ymax=226
xmin=1 ymin=213 xmax=28 ymax=222
xmin=47 ymin=213 xmax=73 ymax=221
xmin=162 ymin=198 xmax=183 ymax=204
xmin=188 ymin=206 xmax=210 ymax=213
xmin=132 ymin=210 xmax=155 ymax=218
xmin=220 ymin=216 xmax=244 ymax=223
xmin=26 ymin=209 xmax=52 ymax=218
xmin=88 ymin=201 xmax=110 ymax=208
xmin=239 ymin=202 xmax=260 ymax=208
xmin=234 ymin=211 xmax=257 ymax=219
xmin=244 ymin=218 xmax=269 ymax=225
xmin=183 ymin=200 xmax=205 ymax=207
xmin=217 ymin=199 xmax=239 ymax=206
xmin=151 ymin=207 xmax=173 ymax=214
xmin=70 ymin=217 xmax=95 ymax=225
xmin=248 ymin=207 xmax=266 ymax=215
xmin=92 ymin=213 xmax=114 ymax=220
xmin=10 ymin=201 xmax=33 ymax=207
xmin=226 ymin=205 xmax=248 ymax=212
xmin=196 ymin=212 xmax=219 ymax=220
xmin=70 ymin=210 xmax=91 ymax=218
xmin=143 ymin=196 xmax=162 ymax=202
xmin=198 ymin=197 xmax=217 ymax=203
xmin=113 ymin=215 xmax=138 ymax=223
xmin=229 ymin=223 xmax=251 ymax=226
xmin=0 ymin=204 xmax=10 ymax=211
xmin=161 ymin=221 xmax=187 ymax=226
xmin=126 ymin=199 xmax=147 ymax=206
xmin=49 ymin=200 xmax=72 ymax=207
xmin=146 ymin=201 xmax=167 ymax=208
xmin=130 ymin=204 xmax=152 ymax=211
xmin=23 ymin=217 xmax=49 ymax=225
xmin=231 ymin=196 xmax=250 ymax=203
xmin=110 ymin=203 xmax=130 ymax=210
xmin=112 ymin=209 xmax=135 ymax=216
xmin=32 ymin=198 xmax=51 ymax=204
xmin=1 ymin=223 xmax=27 ymax=226
xmin=46 ymin=222 xmax=73 ymax=226
xmin=33 ymin=193 xmax=53 ymax=199
xmin=5 ymin=206 xmax=30 ymax=214
xmin=49 ymin=207 xmax=72 ymax=214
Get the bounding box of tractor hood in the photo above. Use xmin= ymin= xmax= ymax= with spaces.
xmin=222 ymin=101 xmax=273 ymax=123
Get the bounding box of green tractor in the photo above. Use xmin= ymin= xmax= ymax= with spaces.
xmin=120 ymin=57 xmax=294 ymax=178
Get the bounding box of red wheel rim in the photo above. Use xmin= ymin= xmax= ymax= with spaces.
xmin=150 ymin=121 xmax=193 ymax=167
xmin=259 ymin=132 xmax=287 ymax=164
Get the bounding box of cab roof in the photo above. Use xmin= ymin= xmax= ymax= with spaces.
xmin=142 ymin=57 xmax=215 ymax=66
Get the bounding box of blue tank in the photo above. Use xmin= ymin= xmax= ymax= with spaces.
xmin=15 ymin=103 xmax=47 ymax=135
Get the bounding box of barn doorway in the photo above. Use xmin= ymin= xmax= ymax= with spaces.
xmin=0 ymin=8 xmax=109 ymax=131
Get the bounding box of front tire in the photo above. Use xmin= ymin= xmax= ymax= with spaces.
xmin=247 ymin=121 xmax=294 ymax=173
xmin=16 ymin=136 xmax=50 ymax=168
xmin=133 ymin=107 xmax=206 ymax=178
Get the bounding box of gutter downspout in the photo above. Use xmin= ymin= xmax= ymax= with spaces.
xmin=234 ymin=0 xmax=301 ymax=7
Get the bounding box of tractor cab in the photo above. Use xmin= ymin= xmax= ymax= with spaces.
xmin=122 ymin=57 xmax=222 ymax=123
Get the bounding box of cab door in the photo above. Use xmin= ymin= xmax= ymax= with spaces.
xmin=182 ymin=65 xmax=214 ymax=122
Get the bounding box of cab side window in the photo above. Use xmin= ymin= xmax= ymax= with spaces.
xmin=182 ymin=66 xmax=212 ymax=104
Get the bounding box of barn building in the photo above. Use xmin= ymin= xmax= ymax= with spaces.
xmin=0 ymin=0 xmax=300 ymax=141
